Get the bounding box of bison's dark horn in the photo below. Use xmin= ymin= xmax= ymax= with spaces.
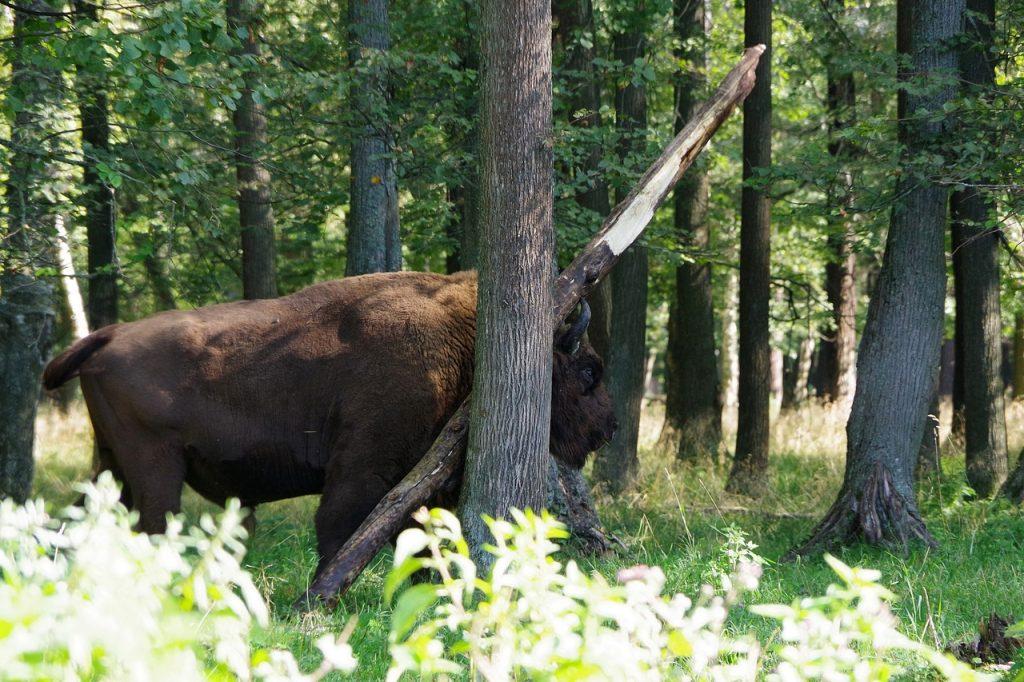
xmin=558 ymin=300 xmax=591 ymax=354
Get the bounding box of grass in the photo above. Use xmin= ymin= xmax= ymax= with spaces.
xmin=31 ymin=397 xmax=1024 ymax=679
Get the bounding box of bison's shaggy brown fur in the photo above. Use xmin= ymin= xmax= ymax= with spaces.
xmin=44 ymin=271 xmax=616 ymax=575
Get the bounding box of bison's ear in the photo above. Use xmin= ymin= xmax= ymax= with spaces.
xmin=556 ymin=300 xmax=591 ymax=355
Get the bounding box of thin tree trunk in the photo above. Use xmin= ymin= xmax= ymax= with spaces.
xmin=346 ymin=0 xmax=401 ymax=275
xmin=458 ymin=0 xmax=554 ymax=564
xmin=665 ymin=0 xmax=721 ymax=460
xmin=593 ymin=10 xmax=650 ymax=493
xmin=1 ymin=5 xmax=57 ymax=501
xmin=793 ymin=336 xmax=815 ymax=405
xmin=728 ymin=0 xmax=772 ymax=497
xmin=552 ymin=0 xmax=610 ymax=359
xmin=226 ymin=0 xmax=278 ymax=299
xmin=553 ymin=0 xmax=611 ymax=224
xmin=951 ymin=232 xmax=966 ymax=442
xmin=951 ymin=0 xmax=1007 ymax=497
xmin=73 ymin=0 xmax=118 ymax=326
xmin=789 ymin=0 xmax=962 ymax=556
xmin=720 ymin=266 xmax=740 ymax=411
xmin=445 ymin=0 xmax=480 ymax=273
xmin=1014 ymin=312 xmax=1024 ymax=400
xmin=917 ymin=374 xmax=942 ymax=478
xmin=821 ymin=0 xmax=858 ymax=405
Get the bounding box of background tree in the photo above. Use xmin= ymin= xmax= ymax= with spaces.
xmin=727 ymin=0 xmax=772 ymax=496
xmin=346 ymin=0 xmax=401 ymax=275
xmin=950 ymin=0 xmax=1007 ymax=497
xmin=821 ymin=0 xmax=857 ymax=405
xmin=73 ymin=0 xmax=118 ymax=326
xmin=227 ymin=0 xmax=278 ymax=299
xmin=458 ymin=0 xmax=555 ymax=560
xmin=592 ymin=0 xmax=652 ymax=492
xmin=663 ymin=0 xmax=721 ymax=460
xmin=0 ymin=3 xmax=58 ymax=501
xmin=791 ymin=0 xmax=964 ymax=554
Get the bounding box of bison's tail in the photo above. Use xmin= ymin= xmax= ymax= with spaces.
xmin=42 ymin=325 xmax=119 ymax=390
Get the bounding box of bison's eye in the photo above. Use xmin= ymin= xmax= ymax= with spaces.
xmin=579 ymin=362 xmax=601 ymax=392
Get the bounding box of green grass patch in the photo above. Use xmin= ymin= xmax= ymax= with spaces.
xmin=31 ymin=399 xmax=1024 ymax=678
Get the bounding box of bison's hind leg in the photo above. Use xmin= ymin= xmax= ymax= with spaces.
xmin=109 ymin=436 xmax=187 ymax=535
xmin=91 ymin=440 xmax=133 ymax=509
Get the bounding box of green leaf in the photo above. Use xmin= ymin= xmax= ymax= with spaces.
xmin=383 ymin=557 xmax=424 ymax=604
xmin=390 ymin=583 xmax=437 ymax=641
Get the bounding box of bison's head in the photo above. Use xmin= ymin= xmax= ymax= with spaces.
xmin=550 ymin=301 xmax=617 ymax=469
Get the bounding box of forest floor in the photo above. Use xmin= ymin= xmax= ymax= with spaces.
xmin=33 ymin=398 xmax=1024 ymax=679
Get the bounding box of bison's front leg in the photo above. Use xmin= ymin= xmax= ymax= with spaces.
xmin=312 ymin=466 xmax=393 ymax=580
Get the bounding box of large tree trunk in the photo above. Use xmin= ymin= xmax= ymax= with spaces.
xmin=226 ymin=0 xmax=278 ymax=299
xmin=73 ymin=0 xmax=118 ymax=327
xmin=727 ymin=0 xmax=772 ymax=497
xmin=445 ymin=0 xmax=480 ymax=273
xmin=299 ymin=47 xmax=763 ymax=606
xmin=457 ymin=0 xmax=555 ymax=564
xmin=1 ymin=5 xmax=58 ymax=501
xmin=592 ymin=8 xmax=650 ymax=493
xmin=0 ymin=275 xmax=53 ymax=502
xmin=346 ymin=0 xmax=401 ymax=275
xmin=950 ymin=0 xmax=1007 ymax=497
xmin=664 ymin=0 xmax=721 ymax=460
xmin=822 ymin=1 xmax=858 ymax=404
xmin=789 ymin=0 xmax=962 ymax=556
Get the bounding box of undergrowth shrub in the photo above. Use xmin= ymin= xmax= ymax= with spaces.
xmin=0 ymin=473 xmax=355 ymax=681
xmin=386 ymin=508 xmax=995 ymax=682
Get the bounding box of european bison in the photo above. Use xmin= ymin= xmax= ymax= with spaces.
xmin=43 ymin=270 xmax=616 ymax=575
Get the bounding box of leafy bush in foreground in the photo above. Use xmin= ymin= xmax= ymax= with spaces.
xmin=0 ymin=474 xmax=355 ymax=681
xmin=386 ymin=508 xmax=995 ymax=682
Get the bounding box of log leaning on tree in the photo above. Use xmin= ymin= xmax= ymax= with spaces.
xmin=298 ymin=45 xmax=765 ymax=609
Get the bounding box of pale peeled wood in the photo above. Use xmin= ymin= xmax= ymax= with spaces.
xmin=54 ymin=215 xmax=89 ymax=341
xmin=298 ymin=45 xmax=765 ymax=608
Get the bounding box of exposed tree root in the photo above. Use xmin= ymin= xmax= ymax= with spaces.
xmin=784 ymin=461 xmax=937 ymax=561
xmin=547 ymin=459 xmax=623 ymax=555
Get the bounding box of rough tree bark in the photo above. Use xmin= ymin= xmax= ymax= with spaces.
xmin=457 ymin=0 xmax=556 ymax=563
xmin=346 ymin=0 xmax=401 ymax=275
xmin=950 ymin=0 xmax=1007 ymax=497
xmin=664 ymin=0 xmax=721 ymax=460
xmin=227 ymin=0 xmax=278 ymax=299
xmin=788 ymin=0 xmax=962 ymax=556
xmin=1 ymin=5 xmax=57 ymax=501
xmin=73 ymin=0 xmax=118 ymax=327
xmin=297 ymin=47 xmax=763 ymax=606
xmin=592 ymin=6 xmax=650 ymax=493
xmin=727 ymin=0 xmax=772 ymax=497
xmin=822 ymin=0 xmax=857 ymax=404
